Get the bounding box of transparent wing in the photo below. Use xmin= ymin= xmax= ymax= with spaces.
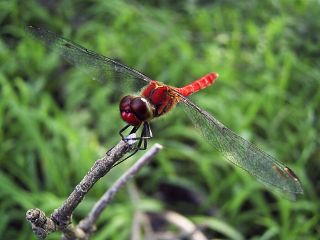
xmin=179 ymin=96 xmax=303 ymax=198
xmin=27 ymin=26 xmax=151 ymax=92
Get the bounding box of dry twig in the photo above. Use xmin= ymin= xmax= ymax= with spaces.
xmin=26 ymin=138 xmax=161 ymax=239
xmin=78 ymin=143 xmax=163 ymax=238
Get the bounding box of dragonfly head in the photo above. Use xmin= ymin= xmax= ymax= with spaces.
xmin=119 ymin=96 xmax=154 ymax=126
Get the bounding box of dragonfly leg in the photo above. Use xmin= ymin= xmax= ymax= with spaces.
xmin=120 ymin=122 xmax=153 ymax=142
xmin=138 ymin=122 xmax=152 ymax=150
xmin=119 ymin=124 xmax=141 ymax=140
xmin=111 ymin=122 xmax=153 ymax=168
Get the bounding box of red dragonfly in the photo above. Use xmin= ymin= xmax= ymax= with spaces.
xmin=28 ymin=26 xmax=303 ymax=198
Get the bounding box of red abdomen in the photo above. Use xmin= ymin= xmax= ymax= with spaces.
xmin=176 ymin=73 xmax=218 ymax=96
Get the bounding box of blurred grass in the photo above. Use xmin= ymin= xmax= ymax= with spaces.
xmin=0 ymin=0 xmax=319 ymax=239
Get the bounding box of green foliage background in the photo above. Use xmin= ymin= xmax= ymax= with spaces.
xmin=0 ymin=0 xmax=319 ymax=239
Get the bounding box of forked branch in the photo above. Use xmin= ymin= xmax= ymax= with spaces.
xmin=26 ymin=137 xmax=162 ymax=240
xmin=78 ymin=143 xmax=163 ymax=238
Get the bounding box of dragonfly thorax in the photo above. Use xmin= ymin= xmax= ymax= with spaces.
xmin=119 ymin=95 xmax=154 ymax=126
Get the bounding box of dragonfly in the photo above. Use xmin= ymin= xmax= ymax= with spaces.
xmin=27 ymin=26 xmax=303 ymax=199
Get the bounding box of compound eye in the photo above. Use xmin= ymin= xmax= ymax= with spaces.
xmin=119 ymin=96 xmax=134 ymax=111
xmin=131 ymin=98 xmax=153 ymax=121
xmin=119 ymin=96 xmax=141 ymax=126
